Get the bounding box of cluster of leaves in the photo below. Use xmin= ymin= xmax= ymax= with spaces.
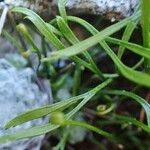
xmin=1 ymin=0 xmax=150 ymax=149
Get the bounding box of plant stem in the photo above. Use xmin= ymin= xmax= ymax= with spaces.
xmin=142 ymin=0 xmax=150 ymax=73
xmin=63 ymin=120 xmax=115 ymax=139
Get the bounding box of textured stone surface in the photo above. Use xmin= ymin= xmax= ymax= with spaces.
xmin=0 ymin=57 xmax=51 ymax=150
xmin=0 ymin=0 xmax=139 ymax=19
xmin=66 ymin=0 xmax=139 ymax=19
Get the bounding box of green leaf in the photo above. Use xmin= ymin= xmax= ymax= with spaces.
xmin=16 ymin=23 xmax=41 ymax=65
xmin=113 ymin=114 xmax=150 ymax=133
xmin=0 ymin=124 xmax=59 ymax=144
xmin=46 ymin=23 xmax=63 ymax=36
xmin=106 ymin=37 xmax=150 ymax=60
xmin=58 ymin=0 xmax=68 ymax=20
xmin=117 ymin=21 xmax=137 ymax=59
xmin=12 ymin=7 xmax=65 ymax=49
xmin=56 ymin=16 xmax=79 ymax=44
xmin=66 ymin=79 xmax=112 ymax=118
xmin=65 ymin=15 xmax=150 ymax=87
xmin=42 ymin=13 xmax=138 ymax=62
xmin=103 ymin=90 xmax=150 ymax=126
xmin=5 ymin=79 xmax=112 ymax=129
xmin=56 ymin=16 xmax=104 ymax=79
xmin=142 ymin=0 xmax=150 ymax=73
xmin=5 ymin=94 xmax=83 ymax=129
xmin=12 ymin=7 xmax=104 ymax=76
xmin=101 ymin=41 xmax=150 ymax=87
xmin=1 ymin=79 xmax=112 ymax=144
xmin=3 ymin=30 xmax=25 ymax=53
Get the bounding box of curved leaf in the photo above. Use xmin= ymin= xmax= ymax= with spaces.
xmin=103 ymin=90 xmax=150 ymax=126
xmin=106 ymin=37 xmax=150 ymax=60
xmin=64 ymin=16 xmax=150 ymax=87
xmin=0 ymin=124 xmax=58 ymax=144
xmin=42 ymin=13 xmax=139 ymax=62
xmin=5 ymin=79 xmax=112 ymax=129
xmin=5 ymin=94 xmax=83 ymax=129
xmin=12 ymin=7 xmax=65 ymax=49
xmin=113 ymin=114 xmax=150 ymax=133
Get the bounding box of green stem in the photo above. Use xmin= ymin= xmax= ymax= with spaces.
xmin=63 ymin=120 xmax=115 ymax=139
xmin=53 ymin=129 xmax=69 ymax=150
xmin=72 ymin=65 xmax=81 ymax=96
xmin=142 ymin=0 xmax=150 ymax=73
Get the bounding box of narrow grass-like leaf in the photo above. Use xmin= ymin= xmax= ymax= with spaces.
xmin=0 ymin=124 xmax=58 ymax=144
xmin=3 ymin=30 xmax=25 ymax=53
xmin=117 ymin=21 xmax=137 ymax=59
xmin=132 ymin=58 xmax=144 ymax=69
xmin=5 ymin=79 xmax=112 ymax=129
xmin=56 ymin=16 xmax=79 ymax=44
xmin=106 ymin=37 xmax=150 ymax=59
xmin=56 ymin=16 xmax=104 ymax=79
xmin=5 ymin=94 xmax=84 ymax=129
xmin=42 ymin=12 xmax=139 ymax=62
xmin=12 ymin=7 xmax=65 ymax=49
xmin=65 ymin=16 xmax=150 ymax=87
xmin=101 ymin=41 xmax=150 ymax=87
xmin=0 ymin=118 xmax=113 ymax=144
xmin=16 ymin=23 xmax=41 ymax=65
xmin=72 ymin=65 xmax=81 ymax=96
xmin=16 ymin=23 xmax=39 ymax=53
xmin=12 ymin=7 xmax=104 ymax=76
xmin=14 ymin=7 xmax=103 ymax=76
xmin=66 ymin=79 xmax=112 ymax=118
xmin=46 ymin=23 xmax=63 ymax=36
xmin=142 ymin=0 xmax=150 ymax=73
xmin=58 ymin=0 xmax=68 ymax=20
xmin=103 ymin=90 xmax=150 ymax=126
xmin=1 ymin=79 xmax=112 ymax=144
xmin=68 ymin=16 xmax=150 ymax=60
xmin=113 ymin=114 xmax=150 ymax=133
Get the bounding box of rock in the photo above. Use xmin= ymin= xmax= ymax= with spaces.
xmin=66 ymin=0 xmax=139 ymax=20
xmin=0 ymin=38 xmax=17 ymax=57
xmin=0 ymin=58 xmax=51 ymax=150
xmin=0 ymin=0 xmax=139 ymax=20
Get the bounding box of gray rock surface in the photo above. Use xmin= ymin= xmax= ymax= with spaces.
xmin=0 ymin=57 xmax=50 ymax=150
xmin=0 ymin=0 xmax=139 ymax=20
xmin=66 ymin=0 xmax=139 ymax=19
